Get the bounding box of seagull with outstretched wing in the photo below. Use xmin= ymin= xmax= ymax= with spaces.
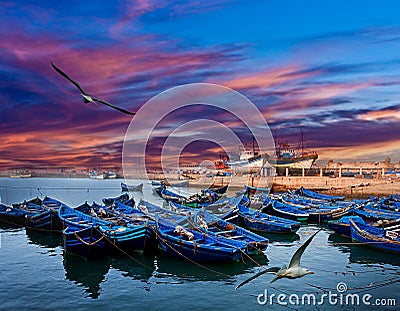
xmin=50 ymin=62 xmax=136 ymax=116
xmin=235 ymin=229 xmax=321 ymax=290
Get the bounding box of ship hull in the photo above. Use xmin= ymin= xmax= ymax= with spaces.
xmin=228 ymin=156 xmax=266 ymax=173
xmin=270 ymin=154 xmax=318 ymax=169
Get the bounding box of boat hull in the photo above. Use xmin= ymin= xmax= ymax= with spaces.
xmin=26 ymin=210 xmax=63 ymax=232
xmin=63 ymin=226 xmax=110 ymax=259
xmin=0 ymin=204 xmax=26 ymax=227
xmin=157 ymin=235 xmax=242 ymax=263
xmin=350 ymin=220 xmax=400 ymax=254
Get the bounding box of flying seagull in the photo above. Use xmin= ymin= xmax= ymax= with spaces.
xmin=50 ymin=61 xmax=136 ymax=116
xmin=235 ymin=229 xmax=321 ymax=290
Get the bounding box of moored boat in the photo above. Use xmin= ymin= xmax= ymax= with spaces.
xmin=155 ymin=220 xmax=244 ymax=263
xmin=270 ymin=200 xmax=309 ymax=222
xmin=244 ymin=184 xmax=270 ymax=196
xmin=328 ymin=216 xmax=366 ymax=237
xmin=236 ymin=204 xmax=300 ymax=234
xmin=16 ymin=197 xmax=63 ymax=232
xmin=349 ymin=218 xmax=400 ymax=254
xmin=294 ymin=187 xmax=344 ymax=202
xmin=193 ymin=209 xmax=268 ymax=254
xmin=102 ymin=193 xmax=135 ymax=207
xmin=0 ymin=203 xmax=27 ymax=226
xmin=353 ymin=202 xmax=400 ymax=222
xmin=59 ymin=204 xmax=149 ymax=258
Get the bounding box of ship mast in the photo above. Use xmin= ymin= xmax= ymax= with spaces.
xmin=300 ymin=126 xmax=304 ymax=156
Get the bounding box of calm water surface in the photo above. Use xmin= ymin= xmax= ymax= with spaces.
xmin=0 ymin=178 xmax=399 ymax=310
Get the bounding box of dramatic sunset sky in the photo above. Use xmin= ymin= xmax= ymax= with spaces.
xmin=1 ymin=0 xmax=400 ymax=170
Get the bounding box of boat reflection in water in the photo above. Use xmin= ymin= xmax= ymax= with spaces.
xmin=63 ymin=253 xmax=111 ymax=299
xmin=328 ymin=232 xmax=400 ymax=267
xmin=153 ymin=251 xmax=269 ymax=285
xmin=110 ymin=254 xmax=155 ymax=283
xmin=348 ymin=245 xmax=400 ymax=268
xmin=26 ymin=228 xmax=62 ymax=249
xmin=260 ymin=232 xmax=300 ymax=244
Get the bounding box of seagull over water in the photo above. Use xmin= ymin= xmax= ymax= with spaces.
xmin=50 ymin=62 xmax=136 ymax=116
xmin=235 ymin=229 xmax=321 ymax=290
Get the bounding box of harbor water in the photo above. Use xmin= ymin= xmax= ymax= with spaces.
xmin=0 ymin=178 xmax=399 ymax=310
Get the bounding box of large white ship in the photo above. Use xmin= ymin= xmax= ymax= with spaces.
xmin=269 ymin=129 xmax=318 ymax=169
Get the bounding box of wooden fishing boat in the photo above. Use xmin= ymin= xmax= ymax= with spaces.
xmin=192 ymin=209 xmax=268 ymax=254
xmin=0 ymin=203 xmax=28 ymax=226
xmin=102 ymin=193 xmax=135 ymax=207
xmin=16 ymin=197 xmax=63 ymax=232
xmin=207 ymin=184 xmax=228 ymax=194
xmin=244 ymin=184 xmax=270 ymax=196
xmin=349 ymin=218 xmax=400 ymax=254
xmin=59 ymin=204 xmax=148 ymax=258
xmin=328 ymin=216 xmax=366 ymax=237
xmin=237 ymin=204 xmax=300 ymax=234
xmin=121 ymin=182 xmax=143 ymax=192
xmin=161 ymin=187 xmax=220 ymax=208
xmin=269 ymin=194 xmax=352 ymax=223
xmin=137 ymin=199 xmax=191 ymax=223
xmin=353 ymin=202 xmax=400 ymax=221
xmin=152 ymin=184 xmax=165 ymax=197
xmin=295 ymin=187 xmax=344 ymax=202
xmin=156 ymin=220 xmax=244 ymax=263
xmin=169 ymin=194 xmax=242 ymax=217
xmin=89 ymin=201 xmax=157 ymax=252
xmin=139 ymin=199 xmax=256 ymax=253
xmin=170 ymin=180 xmax=189 ymax=187
xmin=270 ymin=200 xmax=309 ymax=222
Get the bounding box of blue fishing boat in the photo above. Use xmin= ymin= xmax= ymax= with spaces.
xmin=353 ymin=202 xmax=400 ymax=221
xmin=244 ymin=184 xmax=270 ymax=196
xmin=161 ymin=187 xmax=220 ymax=208
xmin=62 ymin=225 xmax=110 ymax=258
xmin=270 ymin=200 xmax=309 ymax=222
xmin=88 ymin=201 xmax=157 ymax=252
xmin=16 ymin=197 xmax=64 ymax=232
xmin=102 ymin=193 xmax=135 ymax=207
xmin=236 ymin=204 xmax=300 ymax=233
xmin=139 ymin=199 xmax=258 ymax=254
xmin=269 ymin=193 xmax=352 ymax=223
xmin=350 ymin=218 xmax=400 ymax=254
xmin=59 ymin=204 xmax=149 ymax=258
xmin=152 ymin=183 xmax=165 ymax=197
xmin=328 ymin=216 xmax=366 ymax=237
xmin=169 ymin=194 xmax=242 ymax=217
xmin=156 ymin=220 xmax=244 ymax=262
xmin=0 ymin=203 xmax=27 ymax=226
xmin=207 ymin=184 xmax=228 ymax=195
xmin=137 ymin=199 xmax=195 ymax=223
xmin=295 ymin=187 xmax=344 ymax=202
xmin=193 ymin=209 xmax=268 ymax=254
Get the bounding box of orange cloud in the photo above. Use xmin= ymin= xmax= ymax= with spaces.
xmin=316 ymin=139 xmax=400 ymax=163
xmin=220 ymin=64 xmax=320 ymax=90
xmin=357 ymin=109 xmax=400 ymax=121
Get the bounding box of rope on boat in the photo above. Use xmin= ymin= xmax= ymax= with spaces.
xmin=153 ymin=229 xmax=231 ymax=277
xmin=73 ymin=231 xmax=105 ymax=246
xmin=96 ymin=228 xmax=155 ymax=271
xmin=238 ymin=248 xmax=263 ymax=267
